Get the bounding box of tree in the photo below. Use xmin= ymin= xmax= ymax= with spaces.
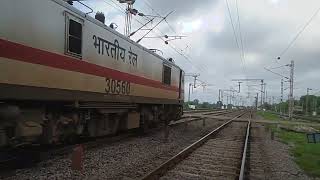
xmin=200 ymin=102 xmax=210 ymax=108
xmin=193 ymin=99 xmax=199 ymax=105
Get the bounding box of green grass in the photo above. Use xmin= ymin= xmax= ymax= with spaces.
xmin=257 ymin=111 xmax=280 ymax=121
xmin=271 ymin=126 xmax=320 ymax=177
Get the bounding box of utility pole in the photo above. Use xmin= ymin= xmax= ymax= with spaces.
xmin=272 ymin=96 xmax=274 ymax=105
xmin=221 ymin=91 xmax=224 ymax=105
xmin=265 ymin=89 xmax=267 ymax=104
xmin=185 ymin=73 xmax=200 ymax=102
xmin=255 ymin=93 xmax=259 ymax=110
xmin=306 ymin=88 xmax=312 ymax=115
xmin=188 ymin=83 xmax=192 ymax=102
xmin=280 ymin=79 xmax=284 ymax=115
xmin=237 ymin=82 xmax=242 ymax=93
xmin=232 ymin=91 xmax=235 ymax=105
xmin=231 ymin=78 xmax=264 ymax=107
xmin=226 ymin=95 xmax=229 ymax=105
xmin=313 ymin=98 xmax=316 ymax=115
xmin=260 ymin=80 xmax=264 ymax=108
xmin=184 ymin=73 xmax=200 ymax=88
xmin=312 ymin=98 xmax=317 ymax=115
xmin=192 ymin=75 xmax=199 ymax=88
xmin=288 ymin=60 xmax=294 ymax=120
xmin=306 ymin=88 xmax=312 ymax=114
xmin=272 ymin=96 xmax=275 ymax=110
xmin=220 ymin=89 xmax=237 ymax=105
xmin=264 ymin=83 xmax=267 ymax=104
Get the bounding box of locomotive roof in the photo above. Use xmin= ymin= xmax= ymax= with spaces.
xmin=52 ymin=0 xmax=182 ymax=70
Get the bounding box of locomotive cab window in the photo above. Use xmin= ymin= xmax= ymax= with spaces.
xmin=65 ymin=13 xmax=83 ymax=58
xmin=163 ymin=65 xmax=171 ymax=85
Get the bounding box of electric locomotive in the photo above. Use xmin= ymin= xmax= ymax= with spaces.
xmin=0 ymin=0 xmax=184 ymax=147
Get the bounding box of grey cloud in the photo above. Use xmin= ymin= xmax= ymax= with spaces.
xmin=140 ymin=0 xmax=218 ymax=20
xmin=90 ymin=0 xmax=320 ymax=103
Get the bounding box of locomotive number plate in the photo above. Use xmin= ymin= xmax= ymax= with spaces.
xmin=105 ymin=78 xmax=131 ymax=95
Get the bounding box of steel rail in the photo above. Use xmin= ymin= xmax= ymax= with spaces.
xmin=172 ymin=110 xmax=240 ymax=126
xmin=239 ymin=120 xmax=251 ymax=180
xmin=140 ymin=111 xmax=247 ymax=180
xmin=171 ymin=110 xmax=245 ymax=128
xmin=184 ymin=109 xmax=227 ymax=114
xmin=202 ymin=110 xmax=234 ymax=115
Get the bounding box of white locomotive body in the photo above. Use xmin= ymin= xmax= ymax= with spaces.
xmin=0 ymin=0 xmax=184 ymax=147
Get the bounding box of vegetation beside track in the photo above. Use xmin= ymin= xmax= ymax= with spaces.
xmin=257 ymin=111 xmax=280 ymax=121
xmin=259 ymin=111 xmax=320 ymax=177
xmin=267 ymin=123 xmax=320 ymax=177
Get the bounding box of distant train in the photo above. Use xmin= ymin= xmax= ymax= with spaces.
xmin=0 ymin=0 xmax=184 ymax=147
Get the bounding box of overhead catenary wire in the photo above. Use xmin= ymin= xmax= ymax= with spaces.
xmin=141 ymin=0 xmax=179 ymax=37
xmin=102 ymin=0 xmax=207 ymax=73
xmin=226 ymin=0 xmax=251 ymax=103
xmin=138 ymin=0 xmax=206 ymax=72
xmin=236 ymin=0 xmax=245 ymax=64
xmin=278 ymin=6 xmax=320 ymax=58
xmin=76 ymin=2 xmax=210 ymax=88
xmin=235 ymin=0 xmax=250 ymax=98
xmin=264 ymin=67 xmax=289 ymax=79
xmin=141 ymin=1 xmax=170 ymax=26
xmin=225 ymin=0 xmax=241 ymax=58
xmin=134 ymin=7 xmax=208 ymax=73
xmin=225 ymin=0 xmax=247 ymax=76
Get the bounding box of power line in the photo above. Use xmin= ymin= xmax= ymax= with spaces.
xmin=141 ymin=0 xmax=178 ymax=35
xmin=235 ymin=0 xmax=246 ymax=67
xmin=269 ymin=65 xmax=288 ymax=70
xmin=136 ymin=11 xmax=173 ymax=43
xmin=138 ymin=0 xmax=203 ymax=71
xmin=167 ymin=43 xmax=207 ymax=72
xmin=235 ymin=0 xmax=250 ymax=96
xmin=226 ymin=0 xmax=251 ymax=100
xmin=225 ymin=0 xmax=241 ymax=54
xmin=102 ymin=0 xmax=205 ymax=72
xmin=278 ymin=6 xmax=320 ymax=58
xmin=264 ymin=67 xmax=289 ymax=79
xmin=225 ymin=0 xmax=247 ymax=74
xmin=99 ymin=0 xmax=124 ymax=15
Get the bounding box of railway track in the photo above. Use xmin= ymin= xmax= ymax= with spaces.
xmin=173 ymin=110 xmax=242 ymax=126
xmin=141 ymin=111 xmax=252 ymax=180
xmin=0 ymin=109 xmax=235 ymax=172
xmin=184 ymin=109 xmax=228 ymax=115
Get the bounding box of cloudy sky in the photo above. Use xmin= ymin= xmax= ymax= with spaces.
xmin=75 ymin=0 xmax=320 ymax=105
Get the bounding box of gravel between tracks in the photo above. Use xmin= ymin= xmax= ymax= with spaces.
xmin=161 ymin=121 xmax=247 ymax=180
xmin=4 ymin=119 xmax=225 ymax=180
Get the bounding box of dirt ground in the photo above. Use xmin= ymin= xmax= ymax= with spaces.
xmin=252 ymin=115 xmax=320 ymax=180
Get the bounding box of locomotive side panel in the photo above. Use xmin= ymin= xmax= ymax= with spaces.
xmin=0 ymin=0 xmax=180 ymax=103
xmin=0 ymin=0 xmax=184 ymax=147
xmin=0 ymin=0 xmax=66 ymax=55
